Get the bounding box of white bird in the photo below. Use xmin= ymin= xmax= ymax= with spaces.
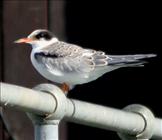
xmin=15 ymin=29 xmax=156 ymax=93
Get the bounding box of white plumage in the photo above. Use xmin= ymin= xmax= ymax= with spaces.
xmin=15 ymin=29 xmax=156 ymax=91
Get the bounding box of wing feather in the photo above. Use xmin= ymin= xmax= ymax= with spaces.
xmin=34 ymin=42 xmax=109 ymax=74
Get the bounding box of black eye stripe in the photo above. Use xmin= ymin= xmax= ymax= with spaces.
xmin=35 ymin=31 xmax=53 ymax=40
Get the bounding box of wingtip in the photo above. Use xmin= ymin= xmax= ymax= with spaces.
xmin=147 ymin=54 xmax=157 ymax=58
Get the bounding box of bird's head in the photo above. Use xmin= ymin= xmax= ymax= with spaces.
xmin=14 ymin=29 xmax=58 ymax=48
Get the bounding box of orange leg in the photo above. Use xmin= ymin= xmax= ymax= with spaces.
xmin=60 ymin=83 xmax=70 ymax=94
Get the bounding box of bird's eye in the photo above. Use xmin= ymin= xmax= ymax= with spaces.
xmin=35 ymin=32 xmax=52 ymax=40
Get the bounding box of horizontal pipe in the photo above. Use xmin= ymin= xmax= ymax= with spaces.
xmin=0 ymin=82 xmax=162 ymax=139
xmin=0 ymin=83 xmax=56 ymax=115
xmin=65 ymin=100 xmax=145 ymax=135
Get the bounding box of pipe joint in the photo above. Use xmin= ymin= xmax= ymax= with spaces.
xmin=118 ymin=104 xmax=155 ymax=140
xmin=28 ymin=84 xmax=67 ymax=124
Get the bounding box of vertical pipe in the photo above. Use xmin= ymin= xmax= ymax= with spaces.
xmin=34 ymin=124 xmax=59 ymax=140
xmin=153 ymin=118 xmax=162 ymax=139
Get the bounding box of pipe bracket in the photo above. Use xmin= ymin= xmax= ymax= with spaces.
xmin=28 ymin=84 xmax=67 ymax=124
xmin=118 ymin=104 xmax=155 ymax=140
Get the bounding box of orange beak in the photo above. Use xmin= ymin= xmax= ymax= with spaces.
xmin=14 ymin=38 xmax=34 ymax=43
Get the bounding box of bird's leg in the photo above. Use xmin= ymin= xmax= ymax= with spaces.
xmin=60 ymin=83 xmax=70 ymax=94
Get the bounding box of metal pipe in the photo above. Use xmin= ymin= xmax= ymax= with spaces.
xmin=153 ymin=118 xmax=162 ymax=139
xmin=34 ymin=124 xmax=58 ymax=140
xmin=0 ymin=82 xmax=162 ymax=139
xmin=1 ymin=82 xmax=56 ymax=115
xmin=65 ymin=99 xmax=145 ymax=135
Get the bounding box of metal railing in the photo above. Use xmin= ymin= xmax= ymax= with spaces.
xmin=0 ymin=82 xmax=162 ymax=140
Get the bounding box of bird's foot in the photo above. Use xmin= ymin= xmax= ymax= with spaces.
xmin=60 ymin=83 xmax=70 ymax=95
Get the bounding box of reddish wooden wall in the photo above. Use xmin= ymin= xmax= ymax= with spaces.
xmin=0 ymin=1 xmax=66 ymax=140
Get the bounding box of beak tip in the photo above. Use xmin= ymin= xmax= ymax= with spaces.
xmin=14 ymin=40 xmax=19 ymax=43
xmin=14 ymin=39 xmax=24 ymax=44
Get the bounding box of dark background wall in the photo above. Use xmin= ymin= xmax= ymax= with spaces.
xmin=0 ymin=1 xmax=161 ymax=140
xmin=65 ymin=2 xmax=161 ymax=140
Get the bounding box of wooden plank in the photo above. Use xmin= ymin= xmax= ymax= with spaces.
xmin=49 ymin=0 xmax=66 ymax=40
xmin=0 ymin=1 xmax=5 ymax=139
xmin=0 ymin=0 xmax=3 ymax=81
xmin=3 ymin=1 xmax=48 ymax=87
xmin=0 ymin=116 xmax=3 ymax=140
xmin=2 ymin=1 xmax=48 ymax=140
xmin=48 ymin=1 xmax=67 ymax=140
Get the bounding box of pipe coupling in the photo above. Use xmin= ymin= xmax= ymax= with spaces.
xmin=118 ymin=104 xmax=155 ymax=140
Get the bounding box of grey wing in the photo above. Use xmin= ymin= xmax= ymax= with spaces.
xmin=34 ymin=42 xmax=83 ymax=73
xmin=35 ymin=42 xmax=80 ymax=57
xmin=34 ymin=42 xmax=98 ymax=74
xmin=77 ymin=49 xmax=109 ymax=72
xmin=34 ymin=42 xmax=111 ymax=74
xmin=108 ymin=54 xmax=156 ymax=66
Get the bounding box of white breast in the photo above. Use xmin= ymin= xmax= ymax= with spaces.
xmin=30 ymin=51 xmax=64 ymax=81
xmin=30 ymin=50 xmax=115 ymax=85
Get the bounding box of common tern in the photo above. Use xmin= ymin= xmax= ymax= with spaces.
xmin=15 ymin=29 xmax=156 ymax=93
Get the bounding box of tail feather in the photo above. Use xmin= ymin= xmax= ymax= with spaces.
xmin=108 ymin=54 xmax=156 ymax=67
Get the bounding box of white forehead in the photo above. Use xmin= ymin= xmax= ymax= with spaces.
xmin=27 ymin=29 xmax=48 ymax=38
